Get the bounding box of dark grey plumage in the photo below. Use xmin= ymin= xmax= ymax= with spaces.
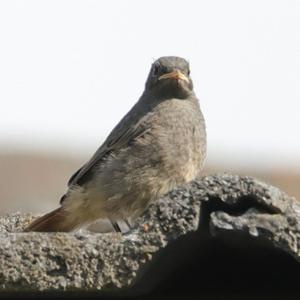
xmin=25 ymin=56 xmax=206 ymax=232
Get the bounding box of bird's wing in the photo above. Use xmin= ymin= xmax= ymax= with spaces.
xmin=67 ymin=164 xmax=85 ymax=186
xmin=67 ymin=112 xmax=149 ymax=187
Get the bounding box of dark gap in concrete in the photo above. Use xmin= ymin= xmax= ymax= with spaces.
xmin=128 ymin=197 xmax=300 ymax=296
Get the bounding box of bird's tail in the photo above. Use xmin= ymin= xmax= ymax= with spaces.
xmin=24 ymin=207 xmax=79 ymax=232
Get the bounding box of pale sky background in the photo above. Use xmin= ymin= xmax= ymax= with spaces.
xmin=0 ymin=0 xmax=299 ymax=170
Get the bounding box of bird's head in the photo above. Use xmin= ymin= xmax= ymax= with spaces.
xmin=145 ymin=56 xmax=193 ymax=99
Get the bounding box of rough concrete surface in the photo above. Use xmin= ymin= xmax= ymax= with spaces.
xmin=0 ymin=174 xmax=300 ymax=296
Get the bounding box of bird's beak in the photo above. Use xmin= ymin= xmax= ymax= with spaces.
xmin=158 ymin=70 xmax=189 ymax=83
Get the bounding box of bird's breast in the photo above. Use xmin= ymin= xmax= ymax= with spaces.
xmin=147 ymin=98 xmax=206 ymax=184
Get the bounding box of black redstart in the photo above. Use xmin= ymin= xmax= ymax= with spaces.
xmin=25 ymin=56 xmax=206 ymax=232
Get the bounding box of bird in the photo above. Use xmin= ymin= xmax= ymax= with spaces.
xmin=25 ymin=56 xmax=206 ymax=232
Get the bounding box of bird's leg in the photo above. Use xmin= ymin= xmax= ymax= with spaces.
xmin=110 ymin=220 xmax=122 ymax=232
xmin=110 ymin=219 xmax=134 ymax=233
xmin=124 ymin=218 xmax=133 ymax=230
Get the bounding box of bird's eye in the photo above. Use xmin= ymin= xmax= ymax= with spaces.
xmin=152 ymin=64 xmax=160 ymax=76
xmin=187 ymin=69 xmax=190 ymax=76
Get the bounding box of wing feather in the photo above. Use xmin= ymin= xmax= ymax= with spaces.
xmin=68 ymin=114 xmax=148 ymax=186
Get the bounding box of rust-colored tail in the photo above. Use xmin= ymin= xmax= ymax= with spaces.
xmin=24 ymin=207 xmax=78 ymax=232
